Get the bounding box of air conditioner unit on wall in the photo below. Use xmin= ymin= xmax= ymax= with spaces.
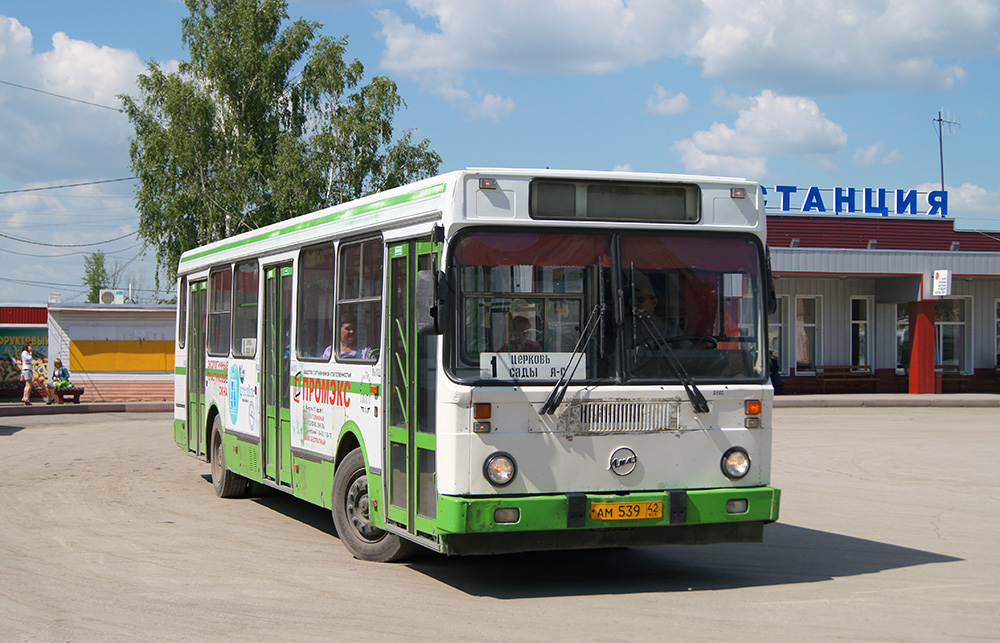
xmin=99 ymin=289 xmax=126 ymax=305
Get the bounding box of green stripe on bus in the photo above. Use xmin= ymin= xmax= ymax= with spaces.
xmin=179 ymin=182 xmax=447 ymax=265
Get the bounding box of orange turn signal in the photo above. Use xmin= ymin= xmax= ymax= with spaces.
xmin=474 ymin=403 xmax=492 ymax=419
xmin=745 ymin=400 xmax=762 ymax=415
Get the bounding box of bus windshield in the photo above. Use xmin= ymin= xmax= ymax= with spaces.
xmin=449 ymin=230 xmax=766 ymax=384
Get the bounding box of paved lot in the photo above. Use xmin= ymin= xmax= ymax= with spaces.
xmin=1 ymin=407 xmax=997 ymax=641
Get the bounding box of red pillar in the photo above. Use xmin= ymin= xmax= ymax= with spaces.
xmin=908 ymin=301 xmax=935 ymax=394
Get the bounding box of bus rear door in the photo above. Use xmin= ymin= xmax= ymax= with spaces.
xmin=262 ymin=264 xmax=293 ymax=487
xmin=186 ymin=280 xmax=207 ymax=457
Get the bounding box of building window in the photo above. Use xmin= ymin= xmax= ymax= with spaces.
xmin=795 ymin=296 xmax=820 ymax=373
xmin=935 ymin=298 xmax=969 ymax=371
xmin=851 ymin=297 xmax=872 ymax=367
xmin=895 ymin=304 xmax=910 ymax=373
xmin=768 ymin=295 xmax=788 ymax=374
xmin=337 ymin=238 xmax=382 ymax=362
xmin=231 ymin=260 xmax=259 ymax=358
xmin=207 ymin=267 xmax=232 ymax=356
xmin=297 ymin=243 xmax=335 ymax=360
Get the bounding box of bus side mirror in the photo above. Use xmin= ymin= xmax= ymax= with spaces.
xmin=416 ymin=270 xmax=448 ymax=335
xmin=764 ymin=246 xmax=778 ymax=315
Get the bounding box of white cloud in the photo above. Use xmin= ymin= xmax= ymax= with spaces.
xmin=674 ymin=90 xmax=847 ymax=178
xmin=710 ymin=87 xmax=753 ymax=112
xmin=854 ymin=142 xmax=904 ymax=167
xmin=646 ymin=84 xmax=688 ymax=115
xmin=692 ymin=0 xmax=995 ymax=93
xmin=0 ymin=15 xmax=147 ymax=183
xmin=376 ymin=0 xmax=705 ymax=74
xmin=673 ymin=139 xmax=768 ymax=179
xmin=411 ymin=69 xmax=515 ymax=120
xmin=921 ymin=182 xmax=999 ymax=214
xmin=613 ymin=163 xmax=635 ymax=172
xmin=374 ymin=0 xmax=1000 ymax=118
xmin=376 ymin=0 xmax=705 ymax=119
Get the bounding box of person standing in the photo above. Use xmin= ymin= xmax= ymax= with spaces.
xmin=20 ymin=342 xmax=33 ymax=405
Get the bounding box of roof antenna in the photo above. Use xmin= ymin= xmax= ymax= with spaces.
xmin=933 ymin=108 xmax=960 ymax=193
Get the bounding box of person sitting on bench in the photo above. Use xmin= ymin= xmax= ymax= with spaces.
xmin=45 ymin=358 xmax=72 ymax=405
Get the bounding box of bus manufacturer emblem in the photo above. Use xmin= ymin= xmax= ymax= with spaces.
xmin=609 ymin=447 xmax=637 ymax=476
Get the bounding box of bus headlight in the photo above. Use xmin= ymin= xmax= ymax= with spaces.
xmin=484 ymin=452 xmax=516 ymax=486
xmin=721 ymin=448 xmax=751 ymax=479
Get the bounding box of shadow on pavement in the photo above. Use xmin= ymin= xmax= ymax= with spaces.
xmin=199 ymin=475 xmax=960 ymax=598
xmin=200 ymin=473 xmax=340 ymax=538
xmin=0 ymin=424 xmax=25 ymax=436
xmin=406 ymin=523 xmax=961 ymax=598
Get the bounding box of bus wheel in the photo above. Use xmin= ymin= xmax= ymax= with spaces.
xmin=332 ymin=448 xmax=416 ymax=562
xmin=211 ymin=416 xmax=246 ymax=498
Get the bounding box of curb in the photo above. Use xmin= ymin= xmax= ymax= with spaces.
xmin=774 ymin=395 xmax=1000 ymax=408
xmin=0 ymin=402 xmax=172 ymax=417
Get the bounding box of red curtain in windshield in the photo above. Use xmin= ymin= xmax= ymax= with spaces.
xmin=453 ymin=232 xmax=611 ymax=267
xmin=621 ymin=235 xmax=759 ymax=271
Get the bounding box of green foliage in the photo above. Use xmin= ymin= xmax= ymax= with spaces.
xmin=120 ymin=0 xmax=441 ymax=285
xmin=82 ymin=251 xmax=108 ymax=303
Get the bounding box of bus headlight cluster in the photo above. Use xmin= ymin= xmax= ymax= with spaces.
xmin=484 ymin=452 xmax=516 ymax=486
xmin=721 ymin=447 xmax=751 ymax=479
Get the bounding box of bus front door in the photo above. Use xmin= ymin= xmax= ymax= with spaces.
xmin=263 ymin=264 xmax=293 ymax=487
xmin=186 ymin=280 xmax=207 ymax=457
xmin=386 ymin=239 xmax=439 ymax=540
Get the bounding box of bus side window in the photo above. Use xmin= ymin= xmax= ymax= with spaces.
xmin=337 ymin=238 xmax=382 ymax=362
xmin=207 ymin=266 xmax=232 ymax=356
xmin=297 ymin=243 xmax=335 ymax=360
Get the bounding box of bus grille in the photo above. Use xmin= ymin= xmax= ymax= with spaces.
xmin=554 ymin=400 xmax=680 ymax=434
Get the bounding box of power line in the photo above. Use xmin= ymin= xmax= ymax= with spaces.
xmin=0 ymin=78 xmax=123 ymax=112
xmin=0 ymin=177 xmax=136 ymax=195
xmin=0 ymin=230 xmax=137 ymax=247
xmin=0 ymin=241 xmax=143 ymax=259
xmin=0 ymin=275 xmax=163 ymax=295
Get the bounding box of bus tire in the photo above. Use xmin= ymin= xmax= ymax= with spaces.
xmin=211 ymin=416 xmax=246 ymax=498
xmin=332 ymin=447 xmax=416 ymax=562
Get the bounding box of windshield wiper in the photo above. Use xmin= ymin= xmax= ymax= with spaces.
xmin=635 ymin=312 xmax=710 ymax=414
xmin=540 ymin=301 xmax=605 ymax=415
xmin=541 ymin=261 xmax=607 ymax=415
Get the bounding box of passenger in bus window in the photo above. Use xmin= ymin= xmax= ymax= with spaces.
xmin=338 ymin=316 xmax=375 ymax=359
xmin=500 ymin=315 xmax=542 ymax=352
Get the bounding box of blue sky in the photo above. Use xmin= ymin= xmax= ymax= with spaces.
xmin=1 ymin=0 xmax=999 ymax=304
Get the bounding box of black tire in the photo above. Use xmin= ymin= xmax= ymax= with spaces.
xmin=331 ymin=448 xmax=417 ymax=562
xmin=211 ymin=416 xmax=247 ymax=498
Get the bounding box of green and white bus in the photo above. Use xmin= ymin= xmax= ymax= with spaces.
xmin=174 ymin=168 xmax=781 ymax=561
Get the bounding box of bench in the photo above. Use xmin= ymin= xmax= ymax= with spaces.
xmin=815 ymin=365 xmax=880 ymax=393
xmin=937 ymin=365 xmax=968 ymax=392
xmin=53 ymin=386 xmax=85 ymax=404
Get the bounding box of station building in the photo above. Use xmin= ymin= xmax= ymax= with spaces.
xmin=765 ymin=185 xmax=1000 ymax=394
xmin=1 ymin=303 xmax=174 ymax=402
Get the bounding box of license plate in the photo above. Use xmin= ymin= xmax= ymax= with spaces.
xmin=590 ymin=501 xmax=663 ymax=521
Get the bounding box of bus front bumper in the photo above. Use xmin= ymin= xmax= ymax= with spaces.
xmin=435 ymin=486 xmax=780 ymax=556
